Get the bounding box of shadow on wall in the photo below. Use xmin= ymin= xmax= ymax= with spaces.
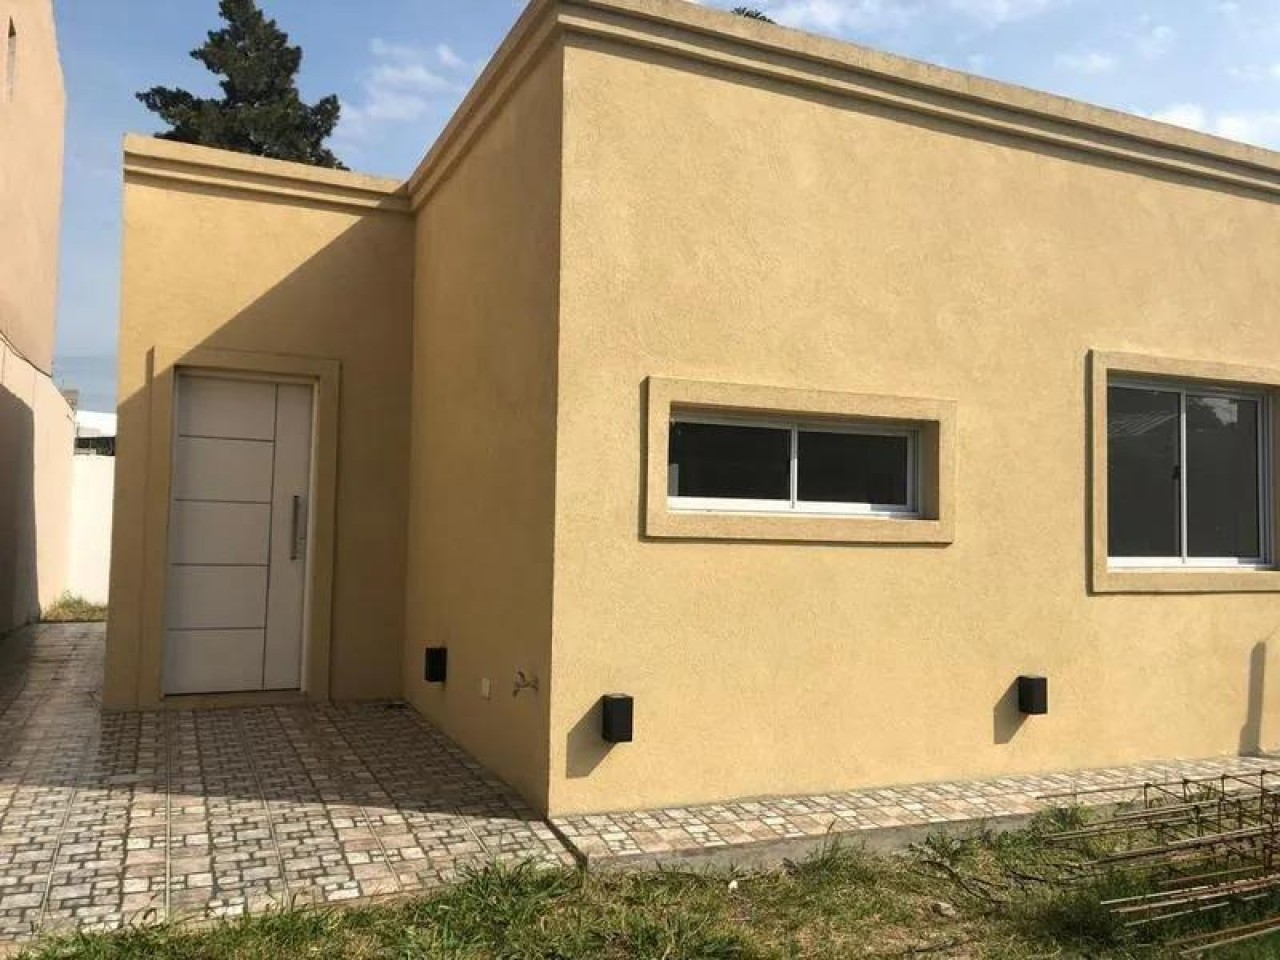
xmin=566 ymin=698 xmax=615 ymax=778
xmin=992 ymin=678 xmax=1028 ymax=746
xmin=109 ymin=186 xmax=413 ymax=711
xmin=990 ymin=644 xmax=1273 ymax=753
xmin=0 ymin=379 xmax=38 ymax=633
xmin=1240 ymin=640 xmax=1268 ymax=755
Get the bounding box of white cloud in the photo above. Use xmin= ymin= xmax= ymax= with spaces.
xmin=338 ymin=38 xmax=472 ymax=145
xmin=1136 ymin=23 xmax=1174 ymax=59
xmin=1054 ymin=50 xmax=1116 ymax=74
xmin=945 ymin=0 xmax=1059 ymax=27
xmin=712 ymin=0 xmax=1063 ymax=34
xmin=765 ymin=0 xmax=918 ymax=33
xmin=1149 ymin=102 xmax=1208 ymax=131
xmin=1228 ymin=62 xmax=1280 ymax=81
xmin=1215 ymin=111 xmax=1280 ymax=146
xmin=436 ymin=43 xmax=466 ymax=71
xmin=1148 ymin=103 xmax=1280 ymax=148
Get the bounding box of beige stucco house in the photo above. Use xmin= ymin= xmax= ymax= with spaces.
xmin=1 ymin=0 xmax=73 ymax=633
xmin=107 ymin=0 xmax=1280 ymax=816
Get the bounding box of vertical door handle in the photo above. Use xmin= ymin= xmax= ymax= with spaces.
xmin=290 ymin=495 xmax=307 ymax=561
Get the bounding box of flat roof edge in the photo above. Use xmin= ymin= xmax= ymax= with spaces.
xmin=123 ymin=134 xmax=410 ymax=214
xmin=560 ymin=0 xmax=1280 ymax=195
xmin=407 ymin=0 xmax=1280 ymax=204
xmin=405 ymin=0 xmax=560 ymax=209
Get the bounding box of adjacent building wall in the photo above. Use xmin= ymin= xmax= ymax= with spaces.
xmin=0 ymin=341 xmax=73 ymax=627
xmin=104 ymin=139 xmax=414 ymax=706
xmin=548 ymin=10 xmax=1280 ymax=813
xmin=67 ymin=454 xmax=113 ymax=605
xmin=403 ymin=36 xmax=564 ymax=809
xmin=0 ymin=0 xmax=70 ymax=633
xmin=0 ymin=0 xmax=63 ymax=372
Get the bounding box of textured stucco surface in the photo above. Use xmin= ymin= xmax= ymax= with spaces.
xmin=402 ymin=46 xmax=563 ymax=811
xmin=105 ymin=141 xmax=413 ymax=707
xmin=0 ymin=0 xmax=63 ymax=371
xmin=107 ymin=0 xmax=1280 ymax=817
xmin=0 ymin=0 xmax=70 ymax=634
xmin=0 ymin=340 xmax=73 ymax=629
xmin=546 ymin=33 xmax=1280 ymax=814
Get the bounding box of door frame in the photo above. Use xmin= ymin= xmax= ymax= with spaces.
xmin=136 ymin=346 xmax=341 ymax=707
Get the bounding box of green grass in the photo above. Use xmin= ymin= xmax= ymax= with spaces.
xmin=41 ymin=593 xmax=107 ymax=623
xmin=18 ymin=814 xmax=1280 ymax=959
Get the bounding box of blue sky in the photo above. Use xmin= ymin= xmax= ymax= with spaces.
xmin=53 ymin=0 xmax=1280 ymax=411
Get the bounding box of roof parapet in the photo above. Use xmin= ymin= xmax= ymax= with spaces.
xmin=409 ymin=0 xmax=1280 ymax=207
xmin=123 ymin=134 xmax=410 ymax=214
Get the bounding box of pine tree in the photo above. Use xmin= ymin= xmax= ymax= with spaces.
xmin=137 ymin=0 xmax=345 ymax=169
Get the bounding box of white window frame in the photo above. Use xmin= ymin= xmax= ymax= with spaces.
xmin=1108 ymin=376 xmax=1272 ymax=570
xmin=667 ymin=412 xmax=921 ymax=519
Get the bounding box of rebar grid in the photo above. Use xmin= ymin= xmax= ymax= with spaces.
xmin=1043 ymin=769 xmax=1280 ymax=955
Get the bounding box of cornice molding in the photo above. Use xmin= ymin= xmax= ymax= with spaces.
xmin=405 ymin=1 xmax=561 ymax=210
xmin=123 ymin=135 xmax=410 ymax=214
xmin=406 ymin=0 xmax=1280 ymax=209
xmin=557 ymin=0 xmax=1280 ymax=198
xmin=129 ymin=0 xmax=1280 ymax=217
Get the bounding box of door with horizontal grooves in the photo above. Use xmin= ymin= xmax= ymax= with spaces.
xmin=163 ymin=373 xmax=313 ymax=694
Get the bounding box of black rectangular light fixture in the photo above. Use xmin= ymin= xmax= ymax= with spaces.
xmin=425 ymin=647 xmax=448 ymax=684
xmin=601 ymin=694 xmax=634 ymax=743
xmin=1017 ymin=675 xmax=1048 ymax=715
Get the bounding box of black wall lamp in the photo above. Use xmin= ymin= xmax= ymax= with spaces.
xmin=1017 ymin=675 xmax=1048 ymax=715
xmin=425 ymin=647 xmax=448 ymax=684
xmin=601 ymin=694 xmax=634 ymax=743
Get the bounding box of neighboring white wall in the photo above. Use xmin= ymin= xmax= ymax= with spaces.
xmin=67 ymin=454 xmax=113 ymax=605
xmin=34 ymin=367 xmax=74 ymax=610
xmin=0 ymin=335 xmax=73 ymax=629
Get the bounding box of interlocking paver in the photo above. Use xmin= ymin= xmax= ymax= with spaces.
xmin=0 ymin=623 xmax=572 ymax=943
xmin=551 ymin=756 xmax=1276 ymax=867
xmin=0 ymin=622 xmax=1274 ymax=943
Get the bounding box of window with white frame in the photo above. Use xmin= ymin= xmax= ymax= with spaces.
xmin=1108 ymin=377 xmax=1270 ymax=567
xmin=667 ymin=413 xmax=920 ymax=516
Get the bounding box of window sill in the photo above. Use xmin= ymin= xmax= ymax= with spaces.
xmin=669 ymin=501 xmax=920 ymax=520
xmin=647 ymin=508 xmax=953 ymax=544
xmin=646 ymin=377 xmax=956 ymax=546
xmin=1092 ymin=565 xmax=1280 ymax=594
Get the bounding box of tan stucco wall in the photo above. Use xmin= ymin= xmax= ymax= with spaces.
xmin=0 ymin=0 xmax=63 ymax=371
xmin=402 ymin=41 xmax=563 ymax=809
xmin=104 ymin=139 xmax=414 ymax=707
xmin=546 ymin=27 xmax=1280 ymax=813
xmin=0 ymin=0 xmax=69 ymax=635
xmin=104 ymin=0 xmax=1280 ymax=817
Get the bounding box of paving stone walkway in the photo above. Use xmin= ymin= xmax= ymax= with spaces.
xmin=551 ymin=757 xmax=1274 ymax=869
xmin=0 ymin=622 xmax=1272 ymax=945
xmin=0 ymin=623 xmax=569 ymax=942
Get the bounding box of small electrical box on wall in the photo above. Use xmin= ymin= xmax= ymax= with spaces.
xmin=425 ymin=647 xmax=448 ymax=684
xmin=601 ymin=694 xmax=634 ymax=743
xmin=1017 ymin=675 xmax=1048 ymax=715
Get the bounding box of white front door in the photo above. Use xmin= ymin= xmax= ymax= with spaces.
xmin=163 ymin=373 xmax=314 ymax=695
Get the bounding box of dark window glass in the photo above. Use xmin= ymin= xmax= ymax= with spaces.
xmin=797 ymin=431 xmax=909 ymax=506
xmin=668 ymin=421 xmax=790 ymax=500
xmin=1187 ymin=395 xmax=1260 ymax=558
xmin=1108 ymin=386 xmax=1181 ymax=557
